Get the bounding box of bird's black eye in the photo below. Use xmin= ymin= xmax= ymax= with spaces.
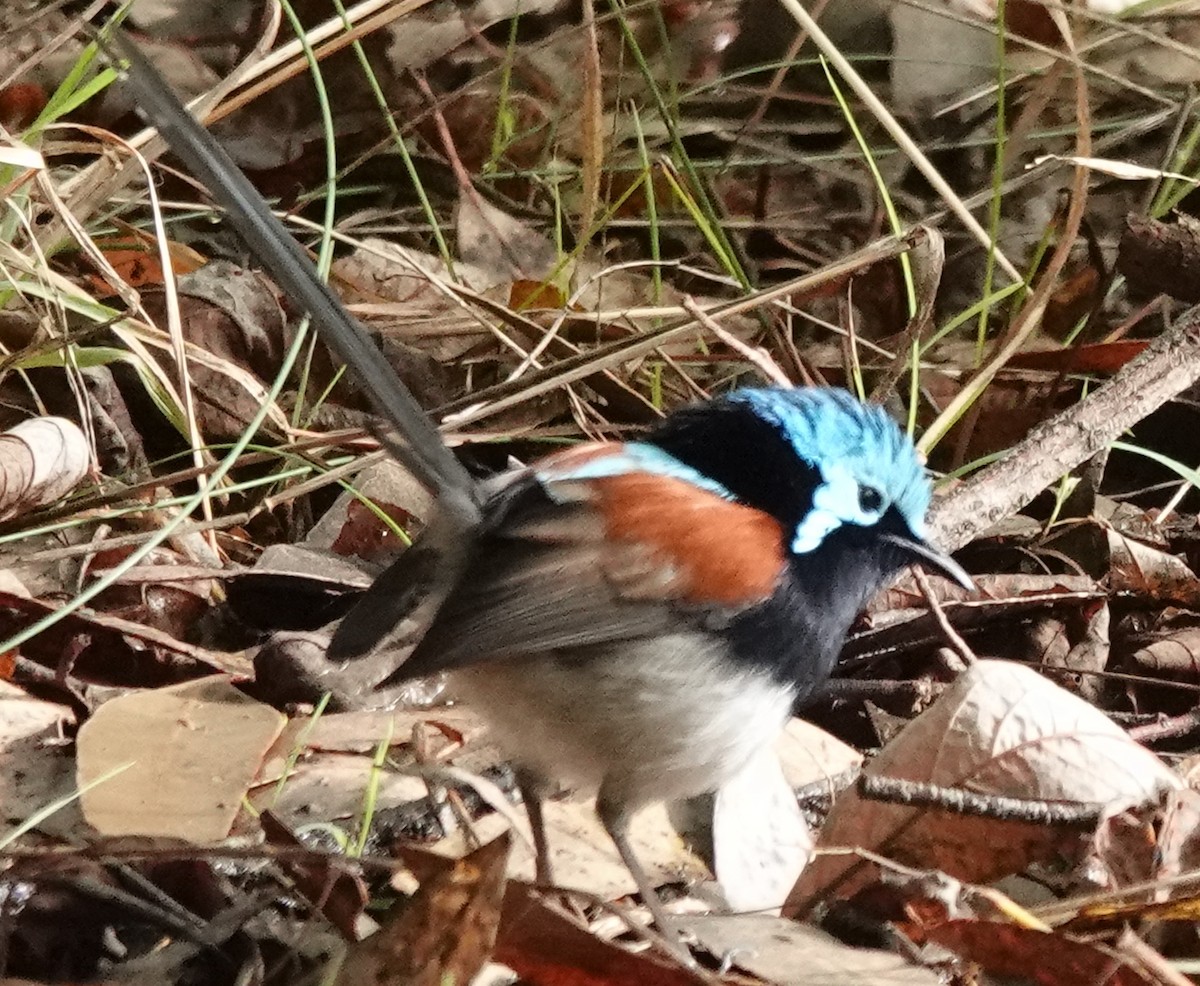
xmin=858 ymin=485 xmax=885 ymax=513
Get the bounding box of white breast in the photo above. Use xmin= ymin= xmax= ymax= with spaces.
xmin=452 ymin=633 xmax=796 ymax=810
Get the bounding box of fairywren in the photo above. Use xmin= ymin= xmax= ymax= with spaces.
xmin=104 ymin=33 xmax=971 ymax=962
xmin=329 ymin=386 xmax=972 ymax=952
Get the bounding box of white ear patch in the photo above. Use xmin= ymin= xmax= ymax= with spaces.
xmin=790 ymin=462 xmax=885 ymax=554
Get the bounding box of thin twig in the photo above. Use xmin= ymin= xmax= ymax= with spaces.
xmin=682 ymin=296 xmax=791 ymax=386
xmin=857 ymin=775 xmax=1104 ymax=827
xmin=913 ymin=568 xmax=977 ymax=665
xmin=1128 ymin=708 xmax=1200 ymax=745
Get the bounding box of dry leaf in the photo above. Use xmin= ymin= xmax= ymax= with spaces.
xmin=495 ymin=880 xmax=703 ymax=985
xmin=0 ymin=417 xmax=90 ymax=521
xmin=688 ymin=914 xmax=941 ymax=985
xmin=0 ymin=681 xmax=75 ymax=834
xmin=1107 ymin=528 xmax=1200 ymax=608
xmin=785 ymin=661 xmax=1181 ymax=912
xmin=442 ymin=797 xmax=708 ymax=902
xmin=712 ymin=743 xmax=812 ymax=914
xmin=455 ymin=193 xmax=560 ymax=284
xmin=77 ymin=676 xmax=285 ymax=840
xmin=1130 ymin=627 xmax=1200 ymax=682
xmin=778 ymin=717 xmax=864 ymax=788
xmin=920 ymin=921 xmax=1164 ymax=986
xmin=335 ymin=832 xmax=510 ymax=986
xmin=889 ymin=2 xmax=995 ymax=112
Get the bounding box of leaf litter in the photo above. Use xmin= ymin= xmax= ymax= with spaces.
xmin=5 ymin=1 xmax=1200 ymax=984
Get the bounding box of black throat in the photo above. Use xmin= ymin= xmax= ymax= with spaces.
xmin=725 ymin=513 xmax=913 ymax=698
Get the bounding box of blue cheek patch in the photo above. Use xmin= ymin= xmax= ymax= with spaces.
xmin=791 ymin=462 xmax=884 ymax=554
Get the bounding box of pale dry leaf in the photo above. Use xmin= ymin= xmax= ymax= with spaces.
xmin=331 ymin=239 xmax=498 ymax=362
xmin=78 ymin=676 xmax=285 ymax=841
xmin=889 ymin=2 xmax=995 ymax=112
xmin=1031 ymin=155 xmax=1200 ymax=185
xmin=703 ymin=718 xmax=859 ymax=914
xmin=954 ymin=0 xmax=1162 ymax=18
xmin=252 ymin=706 xmax=484 ymax=826
xmin=0 ymin=570 xmax=30 ymax=599
xmin=894 ymin=0 xmax=1197 ymax=110
xmin=455 ymin=194 xmax=559 ymax=285
xmin=251 ymin=752 xmax=430 ymax=829
xmin=786 ymin=661 xmax=1182 ymax=910
xmin=262 ymin=707 xmax=483 ymax=765
xmin=0 ymin=417 xmax=90 ymax=521
xmin=688 ymin=915 xmax=940 ymax=986
xmin=128 ymin=0 xmax=261 ymax=33
xmin=0 ymin=681 xmax=76 ymax=833
xmin=712 ymin=743 xmax=812 ymax=914
xmin=384 ymin=0 xmax=570 ymax=73
xmin=1156 ymin=787 xmax=1200 ymax=886
xmin=474 ymin=797 xmax=707 ymax=901
xmin=101 ymin=32 xmax=223 ymax=123
xmin=0 ymin=142 xmax=43 ymax=170
xmin=778 ymin=717 xmax=863 ymax=789
xmin=1088 ymin=802 xmax=1159 ymax=890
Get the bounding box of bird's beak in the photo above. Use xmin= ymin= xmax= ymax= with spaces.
xmin=881 ymin=532 xmax=975 ymax=591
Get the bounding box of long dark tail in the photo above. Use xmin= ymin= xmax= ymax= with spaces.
xmin=100 ymin=30 xmax=480 ymax=526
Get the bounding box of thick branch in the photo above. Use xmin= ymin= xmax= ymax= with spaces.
xmin=930 ymin=305 xmax=1200 ymax=550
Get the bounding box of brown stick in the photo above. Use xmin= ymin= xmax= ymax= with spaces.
xmin=930 ymin=303 xmax=1200 ymax=550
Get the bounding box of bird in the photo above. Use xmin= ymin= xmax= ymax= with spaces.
xmin=328 ymin=385 xmax=973 ymax=959
xmin=98 ymin=35 xmax=971 ymax=968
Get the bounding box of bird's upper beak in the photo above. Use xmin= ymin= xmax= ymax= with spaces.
xmin=882 ymin=532 xmax=975 ymax=591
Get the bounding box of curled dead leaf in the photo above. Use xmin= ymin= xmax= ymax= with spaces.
xmin=0 ymin=417 xmax=90 ymax=521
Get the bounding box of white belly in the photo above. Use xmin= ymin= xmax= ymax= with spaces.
xmin=452 ymin=633 xmax=796 ymax=810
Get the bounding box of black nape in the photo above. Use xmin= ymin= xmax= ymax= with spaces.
xmin=646 ymin=399 xmax=820 ymax=536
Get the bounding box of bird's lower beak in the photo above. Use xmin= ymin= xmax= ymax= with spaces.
xmin=882 ymin=532 xmax=975 ymax=591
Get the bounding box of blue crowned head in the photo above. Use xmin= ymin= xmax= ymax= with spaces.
xmin=644 ymin=387 xmax=933 ymax=555
xmin=725 ymin=388 xmax=932 ymax=554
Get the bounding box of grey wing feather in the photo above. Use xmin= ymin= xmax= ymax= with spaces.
xmin=374 ymin=481 xmax=680 ymax=683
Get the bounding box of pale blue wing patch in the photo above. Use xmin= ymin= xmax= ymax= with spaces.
xmin=537 ymin=442 xmax=734 ymax=501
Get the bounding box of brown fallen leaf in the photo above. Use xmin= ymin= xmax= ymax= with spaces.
xmin=138 ymin=260 xmax=289 ymax=441
xmin=1107 ymin=526 xmax=1200 ymax=608
xmin=1130 ymin=626 xmax=1200 ymax=682
xmin=0 ymin=588 xmax=251 ymax=686
xmin=918 ymin=921 xmax=1169 ymax=986
xmin=785 ymin=661 xmax=1182 ymax=913
xmin=495 ymin=880 xmax=704 ymax=985
xmin=334 ymin=831 xmax=511 ymax=986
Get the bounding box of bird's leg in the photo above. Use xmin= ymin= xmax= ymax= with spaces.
xmin=515 ymin=767 xmax=554 ymax=886
xmin=597 ymin=789 xmax=697 ymax=968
